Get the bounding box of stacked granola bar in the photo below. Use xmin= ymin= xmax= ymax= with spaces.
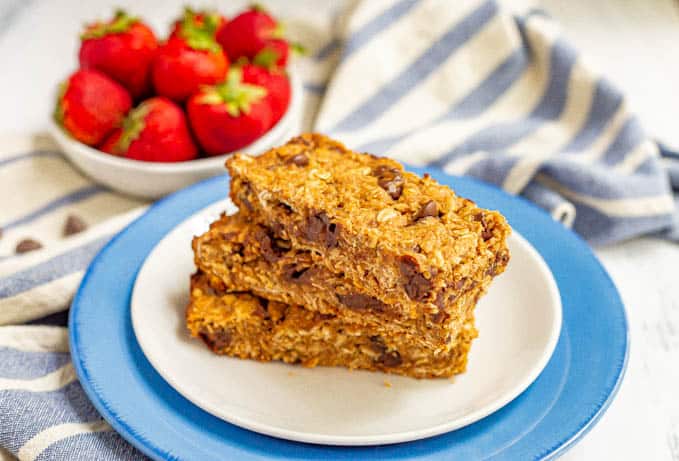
xmin=187 ymin=133 xmax=511 ymax=378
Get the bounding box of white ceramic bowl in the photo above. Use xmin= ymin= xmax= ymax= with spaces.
xmin=48 ymin=69 xmax=303 ymax=199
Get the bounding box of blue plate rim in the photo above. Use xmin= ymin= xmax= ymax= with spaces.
xmin=69 ymin=171 xmax=629 ymax=461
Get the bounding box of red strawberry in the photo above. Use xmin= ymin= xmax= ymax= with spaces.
xmin=187 ymin=69 xmax=273 ymax=155
xmin=152 ymin=35 xmax=229 ymax=102
xmin=79 ymin=10 xmax=158 ymax=99
xmin=215 ymin=6 xmax=280 ymax=61
xmin=170 ymin=7 xmax=227 ymax=40
xmin=55 ymin=69 xmax=132 ymax=146
xmin=241 ymin=63 xmax=290 ymax=125
xmin=99 ymin=97 xmax=198 ymax=162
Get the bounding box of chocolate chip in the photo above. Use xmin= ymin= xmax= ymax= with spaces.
xmin=474 ymin=212 xmax=493 ymax=240
xmin=15 ymin=238 xmax=42 ymax=254
xmin=337 ymin=293 xmax=386 ymax=312
xmin=415 ymin=201 xmax=438 ymax=220
xmin=254 ymin=228 xmax=287 ymax=263
xmin=252 ymin=299 xmax=269 ymax=319
xmin=372 ymin=165 xmax=404 ymax=200
xmin=378 ymin=351 xmax=402 ymax=367
xmin=199 ymin=328 xmax=232 ymax=351
xmin=290 ymin=135 xmax=314 ymax=147
xmin=63 ymin=214 xmax=87 ymax=236
xmin=398 ymin=255 xmax=432 ymax=302
xmin=431 ymin=309 xmax=449 ymax=324
xmin=239 ymin=194 xmax=254 ymax=211
xmin=238 ymin=181 xmax=255 ymax=211
xmin=369 ymin=336 xmax=387 ymax=354
xmin=314 ymin=312 xmax=336 ymax=321
xmin=453 ymin=278 xmax=467 ymax=290
xmin=486 ymin=250 xmax=510 ymax=276
xmin=303 ymin=212 xmax=340 ymax=248
xmin=283 ymin=265 xmax=314 ymax=284
xmin=287 ymin=153 xmax=309 ymax=167
xmin=276 ymin=202 xmax=294 ymax=215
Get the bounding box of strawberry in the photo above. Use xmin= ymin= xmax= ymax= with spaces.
xmin=253 ymin=38 xmax=289 ymax=68
xmin=79 ymin=10 xmax=158 ymax=99
xmin=55 ymin=69 xmax=132 ymax=146
xmin=170 ymin=7 xmax=227 ymax=40
xmin=241 ymin=63 xmax=290 ymax=125
xmin=100 ymin=97 xmax=198 ymax=162
xmin=187 ymin=69 xmax=273 ymax=155
xmin=151 ymin=35 xmax=229 ymax=102
xmin=215 ymin=6 xmax=280 ymax=62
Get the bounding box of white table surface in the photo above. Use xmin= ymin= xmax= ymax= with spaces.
xmin=1 ymin=0 xmax=678 ymax=459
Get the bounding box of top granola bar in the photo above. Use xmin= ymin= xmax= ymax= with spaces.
xmin=227 ymin=133 xmax=510 ymax=313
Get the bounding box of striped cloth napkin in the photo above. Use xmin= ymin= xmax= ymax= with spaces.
xmin=1 ymin=0 xmax=677 ymax=459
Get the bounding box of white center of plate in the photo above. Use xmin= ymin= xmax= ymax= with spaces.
xmin=131 ymin=200 xmax=562 ymax=446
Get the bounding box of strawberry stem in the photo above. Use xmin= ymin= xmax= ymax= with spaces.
xmin=253 ymin=47 xmax=280 ymax=68
xmin=198 ymin=69 xmax=267 ymax=117
xmin=81 ymin=9 xmax=138 ymax=40
xmin=114 ymin=102 xmax=150 ymax=154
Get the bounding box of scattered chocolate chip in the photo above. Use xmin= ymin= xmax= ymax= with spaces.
xmin=283 ymin=265 xmax=314 ymax=284
xmin=254 ymin=228 xmax=287 ymax=263
xmin=474 ymin=212 xmax=493 ymax=240
xmin=276 ymin=201 xmax=294 ymax=215
xmin=431 ymin=309 xmax=449 ymax=324
xmin=486 ymin=250 xmax=510 ymax=276
xmin=453 ymin=278 xmax=467 ymax=290
xmin=434 ymin=292 xmax=445 ymax=309
xmin=372 ymin=165 xmax=404 ymax=200
xmin=287 ymin=153 xmax=309 ymax=167
xmin=199 ymin=328 xmax=232 ymax=351
xmin=369 ymin=336 xmax=387 ymax=354
xmin=238 ymin=181 xmax=255 ymax=211
xmin=338 ymin=293 xmax=386 ymax=312
xmin=398 ymin=255 xmax=432 ymax=302
xmin=239 ymin=194 xmax=254 ymax=211
xmin=314 ymin=312 xmax=336 ymax=321
xmin=303 ymin=212 xmax=340 ymax=248
xmin=63 ymin=214 xmax=87 ymax=236
xmin=252 ymin=299 xmax=269 ymax=319
xmin=415 ymin=201 xmax=438 ymax=220
xmin=290 ymin=135 xmax=313 ymax=147
xmin=423 ymin=173 xmax=431 ymax=179
xmin=378 ymin=351 xmax=402 ymax=367
xmin=413 ymin=244 xmax=422 ymax=253
xmin=16 ymin=238 xmax=42 ymax=254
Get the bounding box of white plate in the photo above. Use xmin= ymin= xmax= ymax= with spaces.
xmin=131 ymin=200 xmax=562 ymax=446
xmin=48 ymin=68 xmax=303 ymax=200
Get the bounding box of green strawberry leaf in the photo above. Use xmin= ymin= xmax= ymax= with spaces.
xmin=271 ymin=22 xmax=285 ymax=39
xmin=114 ymin=101 xmax=150 ymax=154
xmin=179 ymin=9 xmax=222 ymax=53
xmin=253 ymin=47 xmax=280 ymax=68
xmin=199 ymin=68 xmax=267 ymax=117
xmin=291 ymin=42 xmax=307 ymax=55
xmin=81 ymin=9 xmax=138 ymax=40
xmin=53 ymin=81 xmax=68 ymax=126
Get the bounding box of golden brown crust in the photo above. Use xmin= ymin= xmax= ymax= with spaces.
xmin=227 ymin=133 xmax=511 ymax=316
xmin=186 ymin=272 xmax=476 ymax=379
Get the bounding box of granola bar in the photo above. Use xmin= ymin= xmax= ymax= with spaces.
xmin=226 ymin=133 xmax=510 ymax=321
xmin=193 ymin=213 xmax=489 ymax=352
xmin=186 ymin=271 xmax=476 ymax=379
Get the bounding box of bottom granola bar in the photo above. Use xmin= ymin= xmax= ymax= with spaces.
xmin=186 ymin=271 xmax=477 ymax=379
